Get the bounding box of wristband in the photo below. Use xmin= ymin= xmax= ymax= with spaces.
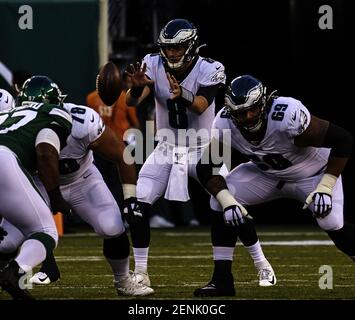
xmin=122 ymin=184 xmax=136 ymax=199
xmin=215 ymin=189 xmax=238 ymax=210
xmin=178 ymin=86 xmax=194 ymax=107
xmin=318 ymin=173 xmax=338 ymax=194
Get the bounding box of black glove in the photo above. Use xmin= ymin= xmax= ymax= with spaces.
xmin=121 ymin=197 xmax=143 ymax=225
xmin=47 ymin=186 xmax=72 ymax=216
xmin=0 ymin=226 xmax=7 ymax=242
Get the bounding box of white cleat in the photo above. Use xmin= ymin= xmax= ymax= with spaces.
xmin=29 ymin=272 xmax=51 ymax=285
xmin=258 ymin=266 xmax=277 ymax=287
xmin=115 ymin=276 xmax=154 ymax=296
xmin=130 ymin=270 xmax=151 ymax=287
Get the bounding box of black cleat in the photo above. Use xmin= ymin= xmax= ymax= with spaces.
xmin=0 ymin=260 xmax=35 ymax=300
xmin=194 ymin=280 xmax=235 ymax=297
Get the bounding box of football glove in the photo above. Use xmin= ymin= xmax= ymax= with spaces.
xmin=121 ymin=197 xmax=143 ymax=225
xmin=0 ymin=226 xmax=7 ymax=242
xmin=303 ymin=173 xmax=338 ymax=218
xmin=223 ymin=204 xmax=252 ymax=227
xmin=47 ymin=186 xmax=72 ymax=216
xmin=215 ymin=189 xmax=252 ymax=227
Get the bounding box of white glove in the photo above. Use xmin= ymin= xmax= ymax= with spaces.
xmin=303 ymin=173 xmax=338 ymax=218
xmin=216 ymin=189 xmax=252 ymax=227
xmin=223 ymin=204 xmax=252 ymax=227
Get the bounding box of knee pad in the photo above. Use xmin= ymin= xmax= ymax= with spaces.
xmin=95 ymin=211 xmax=125 ymax=237
xmin=29 ymin=231 xmax=57 ymax=252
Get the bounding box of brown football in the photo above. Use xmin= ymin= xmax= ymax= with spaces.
xmin=96 ymin=62 xmax=122 ymax=106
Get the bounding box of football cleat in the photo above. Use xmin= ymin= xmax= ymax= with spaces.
xmin=114 ymin=276 xmax=154 ymax=296
xmin=194 ymin=279 xmax=235 ymax=297
xmin=258 ymin=266 xmax=277 ymax=287
xmin=131 ymin=270 xmax=151 ymax=287
xmin=29 ymin=272 xmax=51 ymax=285
xmin=0 ymin=260 xmax=34 ymax=300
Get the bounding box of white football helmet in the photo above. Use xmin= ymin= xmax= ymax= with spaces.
xmin=0 ymin=89 xmax=15 ymax=112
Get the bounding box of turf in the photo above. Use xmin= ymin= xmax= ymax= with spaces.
xmin=1 ymin=225 xmax=355 ymax=300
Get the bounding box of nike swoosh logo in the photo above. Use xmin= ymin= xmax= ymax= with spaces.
xmin=83 ymin=173 xmax=93 ymax=179
xmin=292 ymin=113 xmax=296 ymax=121
xmin=216 ymin=66 xmax=221 ymax=70
xmin=90 ymin=115 xmax=94 ymax=122
xmin=5 ymin=96 xmax=8 ymax=103
xmin=38 ymin=276 xmax=48 ymax=282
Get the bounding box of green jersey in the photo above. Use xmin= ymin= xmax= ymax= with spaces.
xmin=0 ymin=102 xmax=72 ymax=172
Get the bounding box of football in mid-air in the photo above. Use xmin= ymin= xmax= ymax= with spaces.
xmin=96 ymin=62 xmax=122 ymax=106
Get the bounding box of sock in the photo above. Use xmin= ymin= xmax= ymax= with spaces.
xmin=133 ymin=247 xmax=149 ymax=272
xmin=15 ymin=239 xmax=46 ymax=273
xmin=245 ymin=240 xmax=270 ymax=270
xmin=213 ymin=246 xmax=234 ymax=261
xmin=40 ymin=250 xmax=60 ymax=281
xmin=327 ymin=222 xmax=355 ymax=258
xmin=212 ymin=260 xmax=234 ymax=283
xmin=106 ymin=257 xmax=130 ymax=282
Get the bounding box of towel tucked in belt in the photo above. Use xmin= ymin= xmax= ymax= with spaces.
xmin=164 ymin=146 xmax=189 ymax=201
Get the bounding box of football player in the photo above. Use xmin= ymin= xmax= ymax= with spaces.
xmin=194 ymin=74 xmax=354 ymax=296
xmin=0 ymin=76 xmax=153 ymax=297
xmin=0 ymin=82 xmax=72 ymax=299
xmin=124 ymin=19 xmax=273 ymax=289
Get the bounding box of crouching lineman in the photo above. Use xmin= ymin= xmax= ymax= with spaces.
xmin=0 ymin=76 xmax=153 ymax=297
xmin=0 ymin=86 xmax=72 ymax=299
xmin=194 ymin=74 xmax=354 ymax=297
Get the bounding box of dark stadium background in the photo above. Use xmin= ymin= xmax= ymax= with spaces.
xmin=119 ymin=0 xmax=354 ymax=225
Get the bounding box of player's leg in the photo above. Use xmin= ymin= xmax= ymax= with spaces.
xmin=28 ymin=176 xmax=60 ymax=285
xmin=0 ymin=150 xmax=58 ymax=299
xmin=67 ymin=165 xmax=153 ymax=296
xmin=131 ymin=145 xmax=172 ymax=286
xmin=195 ymin=163 xmax=278 ymax=296
xmin=0 ymin=219 xmax=24 ymax=269
xmin=297 ymin=174 xmax=355 ymax=261
xmin=194 ymin=209 xmax=237 ymax=297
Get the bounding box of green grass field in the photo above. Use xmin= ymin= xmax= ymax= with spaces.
xmin=1 ymin=225 xmax=355 ymax=300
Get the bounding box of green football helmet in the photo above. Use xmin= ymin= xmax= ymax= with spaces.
xmin=18 ymin=75 xmax=67 ymax=106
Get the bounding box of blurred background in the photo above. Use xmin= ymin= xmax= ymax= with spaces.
xmin=0 ymin=0 xmax=354 ymax=226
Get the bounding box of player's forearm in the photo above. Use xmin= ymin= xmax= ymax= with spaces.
xmin=187 ymin=95 xmax=209 ymax=114
xmin=36 ymin=143 xmax=60 ymax=191
xmin=325 ymin=156 xmax=349 ymax=177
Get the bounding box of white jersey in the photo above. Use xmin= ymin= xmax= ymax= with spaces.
xmin=59 ymin=103 xmax=105 ymax=184
xmin=212 ymin=96 xmax=330 ymax=181
xmin=143 ymin=53 xmax=226 ymax=147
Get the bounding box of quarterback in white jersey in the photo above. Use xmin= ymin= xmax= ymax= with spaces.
xmin=124 ymin=19 xmax=226 ymax=287
xmin=0 ymin=76 xmax=153 ymax=297
xmin=194 ymin=75 xmax=354 ymax=297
